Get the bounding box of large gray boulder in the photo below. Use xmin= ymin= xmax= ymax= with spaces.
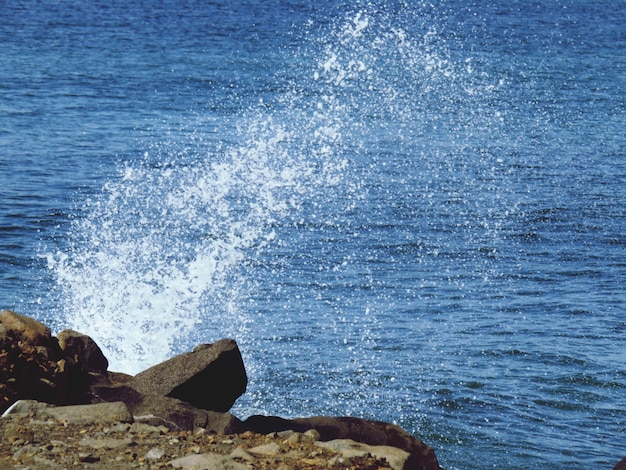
xmin=129 ymin=339 xmax=247 ymax=413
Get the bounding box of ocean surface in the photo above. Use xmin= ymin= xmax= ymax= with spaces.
xmin=1 ymin=0 xmax=624 ymax=468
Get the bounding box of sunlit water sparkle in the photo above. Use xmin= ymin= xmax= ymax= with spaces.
xmin=1 ymin=1 xmax=624 ymax=468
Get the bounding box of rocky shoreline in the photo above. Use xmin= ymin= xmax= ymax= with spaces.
xmin=0 ymin=310 xmax=441 ymax=469
xmin=1 ymin=403 xmax=399 ymax=469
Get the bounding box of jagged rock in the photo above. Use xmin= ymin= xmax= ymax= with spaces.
xmin=1 ymin=311 xmax=137 ymax=412
xmin=244 ymin=414 xmax=442 ymax=470
xmin=57 ymin=329 xmax=109 ymax=373
xmin=0 ymin=311 xmax=114 ymax=411
xmin=129 ymin=339 xmax=247 ymax=412
xmin=317 ymin=438 xmax=411 ymax=470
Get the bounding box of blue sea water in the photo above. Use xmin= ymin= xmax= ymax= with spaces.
xmin=1 ymin=0 xmax=625 ymax=468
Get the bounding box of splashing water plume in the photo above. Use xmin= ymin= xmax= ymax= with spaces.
xmin=49 ymin=6 xmax=501 ymax=379
xmin=49 ymin=112 xmax=349 ymax=373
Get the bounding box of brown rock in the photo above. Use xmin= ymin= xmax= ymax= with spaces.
xmin=57 ymin=329 xmax=109 ymax=373
xmin=244 ymin=415 xmax=442 ymax=470
xmin=0 ymin=311 xmax=70 ymax=411
xmin=129 ymin=339 xmax=247 ymax=412
xmin=614 ymin=457 xmax=626 ymax=470
xmin=0 ymin=310 xmax=52 ymax=348
xmin=205 ymin=410 xmax=248 ymax=435
xmin=317 ymin=439 xmax=411 ymax=470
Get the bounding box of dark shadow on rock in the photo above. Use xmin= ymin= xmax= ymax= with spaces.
xmin=129 ymin=339 xmax=247 ymax=412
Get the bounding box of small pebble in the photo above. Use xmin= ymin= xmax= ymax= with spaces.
xmin=146 ymin=447 xmax=166 ymax=460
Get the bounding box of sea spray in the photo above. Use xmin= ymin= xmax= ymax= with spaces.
xmin=48 ymin=107 xmax=350 ymax=373
xmin=48 ymin=4 xmax=506 ymax=390
xmin=230 ymin=5 xmax=515 ymax=422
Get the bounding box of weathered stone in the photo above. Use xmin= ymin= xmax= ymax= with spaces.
xmin=282 ymin=431 xmax=302 ymax=444
xmin=317 ymin=438 xmax=411 ymax=470
xmin=7 ymin=400 xmax=133 ymax=425
xmin=247 ymin=441 xmax=281 ymax=456
xmin=57 ymin=329 xmax=108 ymax=373
xmin=205 ymin=410 xmax=248 ymax=434
xmin=3 ymin=400 xmax=133 ymax=426
xmin=244 ymin=414 xmax=442 ymax=470
xmin=129 ymin=339 xmax=247 ymax=412
xmin=107 ymin=370 xmax=134 ymax=384
xmin=0 ymin=311 xmax=83 ymax=411
xmin=49 ymin=401 xmax=133 ymax=425
xmin=78 ymin=436 xmax=133 ymax=449
xmin=1 ymin=399 xmax=54 ymax=417
xmin=169 ymin=452 xmax=249 ymax=470
xmin=303 ymin=429 xmax=321 ymax=441
xmin=0 ymin=349 xmax=68 ymax=411
xmin=228 ymin=447 xmax=255 ymax=462
xmin=90 ymin=383 xmax=197 ymax=431
xmin=0 ymin=310 xmax=52 ymax=347
xmin=129 ymin=422 xmax=165 ymax=434
xmin=92 ymin=382 xmax=245 ymax=433
xmin=33 ymin=455 xmax=64 ymax=469
xmin=135 ymin=395 xmax=209 ymax=431
xmin=133 ymin=413 xmax=179 ymax=430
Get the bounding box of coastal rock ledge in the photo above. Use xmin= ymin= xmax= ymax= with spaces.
xmin=0 ymin=309 xmax=442 ymax=469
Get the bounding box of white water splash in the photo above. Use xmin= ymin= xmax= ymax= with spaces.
xmin=48 ymin=98 xmax=352 ymax=373
xmin=48 ymin=5 xmax=502 ymax=375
